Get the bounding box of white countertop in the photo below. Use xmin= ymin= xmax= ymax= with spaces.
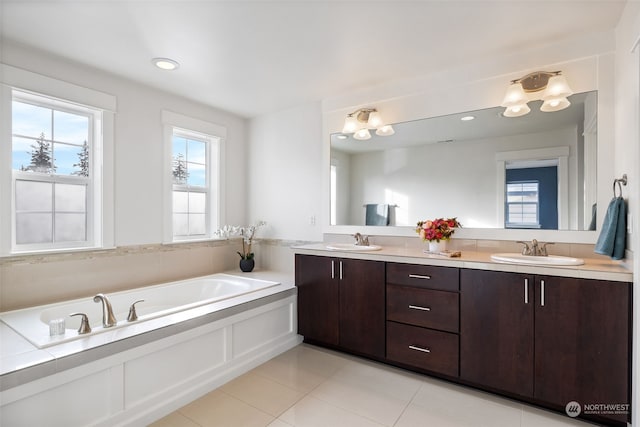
xmin=293 ymin=243 xmax=633 ymax=283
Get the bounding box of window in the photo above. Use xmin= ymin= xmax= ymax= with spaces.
xmin=162 ymin=111 xmax=224 ymax=242
xmin=172 ymin=130 xmax=211 ymax=238
xmin=330 ymin=164 xmax=337 ymax=225
xmin=505 ymin=181 xmax=540 ymax=228
xmin=9 ymin=91 xmax=103 ymax=252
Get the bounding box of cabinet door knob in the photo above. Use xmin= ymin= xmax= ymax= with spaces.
xmin=408 ymin=274 xmax=431 ymax=280
xmin=409 ymin=345 xmax=431 ymax=353
xmin=408 ymin=305 xmax=431 ymax=312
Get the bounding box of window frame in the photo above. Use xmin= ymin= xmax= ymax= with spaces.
xmin=505 ymin=180 xmax=541 ymax=229
xmin=162 ymin=111 xmax=226 ymax=243
xmin=10 ymin=91 xmax=98 ymax=252
xmin=0 ymin=64 xmax=115 ymax=256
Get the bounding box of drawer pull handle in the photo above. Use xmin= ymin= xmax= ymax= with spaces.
xmin=409 ymin=345 xmax=431 ymax=353
xmin=408 ymin=305 xmax=431 ymax=311
xmin=408 ymin=274 xmax=431 ymax=280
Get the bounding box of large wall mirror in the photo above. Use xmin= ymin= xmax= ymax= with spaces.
xmin=330 ymin=91 xmax=597 ymax=231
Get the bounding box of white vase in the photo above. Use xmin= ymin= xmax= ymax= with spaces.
xmin=428 ymin=240 xmax=447 ymax=253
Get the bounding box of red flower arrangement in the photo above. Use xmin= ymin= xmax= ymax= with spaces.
xmin=416 ymin=218 xmax=461 ymax=242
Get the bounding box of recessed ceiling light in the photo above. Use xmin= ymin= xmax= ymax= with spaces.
xmin=152 ymin=57 xmax=180 ymax=71
xmin=460 ymin=115 xmax=475 ymax=121
xmin=336 ymin=134 xmax=348 ymax=140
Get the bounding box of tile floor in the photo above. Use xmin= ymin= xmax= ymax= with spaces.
xmin=150 ymin=344 xmax=590 ymax=427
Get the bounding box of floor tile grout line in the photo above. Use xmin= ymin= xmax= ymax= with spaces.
xmin=391 ymin=379 xmax=426 ymax=426
xmin=176 ymin=409 xmax=205 ymax=427
xmin=217 ymin=387 xmax=284 ymax=421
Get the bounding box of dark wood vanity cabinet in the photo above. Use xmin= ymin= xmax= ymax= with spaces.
xmin=296 ymin=255 xmax=631 ymax=425
xmin=460 ymin=270 xmax=535 ymax=396
xmin=295 ymin=254 xmax=385 ymax=358
xmin=460 ymin=269 xmax=631 ymax=425
xmin=295 ymin=255 xmax=339 ymax=346
xmin=534 ymin=275 xmax=630 ymax=425
xmin=385 ymin=263 xmax=460 ymax=377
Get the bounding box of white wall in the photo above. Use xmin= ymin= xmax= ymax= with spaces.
xmin=0 ymin=41 xmax=247 ymax=309
xmin=247 ymin=102 xmax=323 ymax=242
xmin=614 ymin=3 xmax=640 ymax=426
xmin=1 ymin=41 xmax=248 ymax=246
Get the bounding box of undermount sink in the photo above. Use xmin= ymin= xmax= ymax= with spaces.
xmin=490 ymin=253 xmax=584 ymax=266
xmin=325 ymin=243 xmax=382 ymax=251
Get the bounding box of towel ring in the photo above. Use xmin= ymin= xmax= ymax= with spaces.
xmin=613 ymin=174 xmax=627 ymax=198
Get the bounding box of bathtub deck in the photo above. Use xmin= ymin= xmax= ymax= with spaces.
xmin=0 ymin=270 xmax=295 ymax=391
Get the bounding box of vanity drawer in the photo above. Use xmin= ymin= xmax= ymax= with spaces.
xmin=387 ymin=284 xmax=459 ymax=333
xmin=387 ymin=263 xmax=459 ymax=291
xmin=386 ymin=321 xmax=459 ymax=377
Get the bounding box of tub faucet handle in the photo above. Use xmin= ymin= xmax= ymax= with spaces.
xmin=69 ymin=312 xmax=92 ymax=334
xmin=127 ymin=299 xmax=145 ymax=322
xmin=93 ymin=293 xmax=117 ymax=327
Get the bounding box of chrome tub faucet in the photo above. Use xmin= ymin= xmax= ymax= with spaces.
xmin=93 ymin=293 xmax=117 ymax=327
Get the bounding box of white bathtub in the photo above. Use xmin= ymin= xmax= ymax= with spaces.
xmin=0 ymin=273 xmax=280 ymax=349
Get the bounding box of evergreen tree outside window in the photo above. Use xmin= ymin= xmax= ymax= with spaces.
xmin=171 ymin=130 xmax=210 ymax=239
xmin=10 ymin=91 xmax=98 ymax=250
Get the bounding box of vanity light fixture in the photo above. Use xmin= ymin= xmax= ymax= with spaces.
xmin=460 ymin=115 xmax=475 ymax=121
xmin=152 ymin=57 xmax=180 ymax=71
xmin=501 ymin=71 xmax=573 ymax=117
xmin=342 ymin=108 xmax=395 ymax=140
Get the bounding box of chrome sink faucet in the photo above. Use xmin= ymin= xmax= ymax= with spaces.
xmin=93 ymin=293 xmax=117 ymax=327
xmin=517 ymin=239 xmax=554 ymax=256
xmin=353 ymin=232 xmax=369 ymax=246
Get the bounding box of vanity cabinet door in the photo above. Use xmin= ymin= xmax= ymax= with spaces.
xmin=339 ymin=258 xmax=385 ymax=358
xmin=295 ymin=255 xmax=339 ymax=346
xmin=534 ymin=276 xmax=630 ymax=424
xmin=460 ymin=269 xmax=535 ymax=397
xmin=295 ymin=254 xmax=385 ymax=358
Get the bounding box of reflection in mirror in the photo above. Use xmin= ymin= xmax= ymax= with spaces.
xmin=330 ymin=91 xmax=597 ymax=231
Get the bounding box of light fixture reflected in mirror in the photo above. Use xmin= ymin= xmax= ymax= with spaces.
xmin=354 ymin=128 xmax=372 ymax=140
xmin=501 ymin=71 xmax=573 ymax=117
xmin=342 ymin=108 xmax=394 ymax=139
xmin=376 ymin=125 xmax=395 ymax=136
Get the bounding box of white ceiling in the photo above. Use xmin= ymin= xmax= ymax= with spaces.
xmin=0 ymin=1 xmax=627 ymax=118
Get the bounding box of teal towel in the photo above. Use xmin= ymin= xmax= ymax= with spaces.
xmin=365 ymin=204 xmax=389 ymax=226
xmin=594 ymin=197 xmax=626 ymax=260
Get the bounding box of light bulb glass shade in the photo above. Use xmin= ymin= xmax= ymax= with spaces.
xmin=501 ymin=82 xmax=528 ymax=107
xmin=503 ymin=103 xmax=531 ymax=117
xmin=367 ymin=110 xmax=383 ymax=128
xmin=342 ymin=115 xmax=358 ymax=134
xmin=541 ymin=97 xmax=571 ymax=112
xmin=375 ymin=125 xmax=395 ymax=136
xmin=376 ymin=125 xmax=395 ymax=136
xmin=353 ymin=128 xmax=371 ymax=140
xmin=542 ymin=75 xmax=573 ymax=100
